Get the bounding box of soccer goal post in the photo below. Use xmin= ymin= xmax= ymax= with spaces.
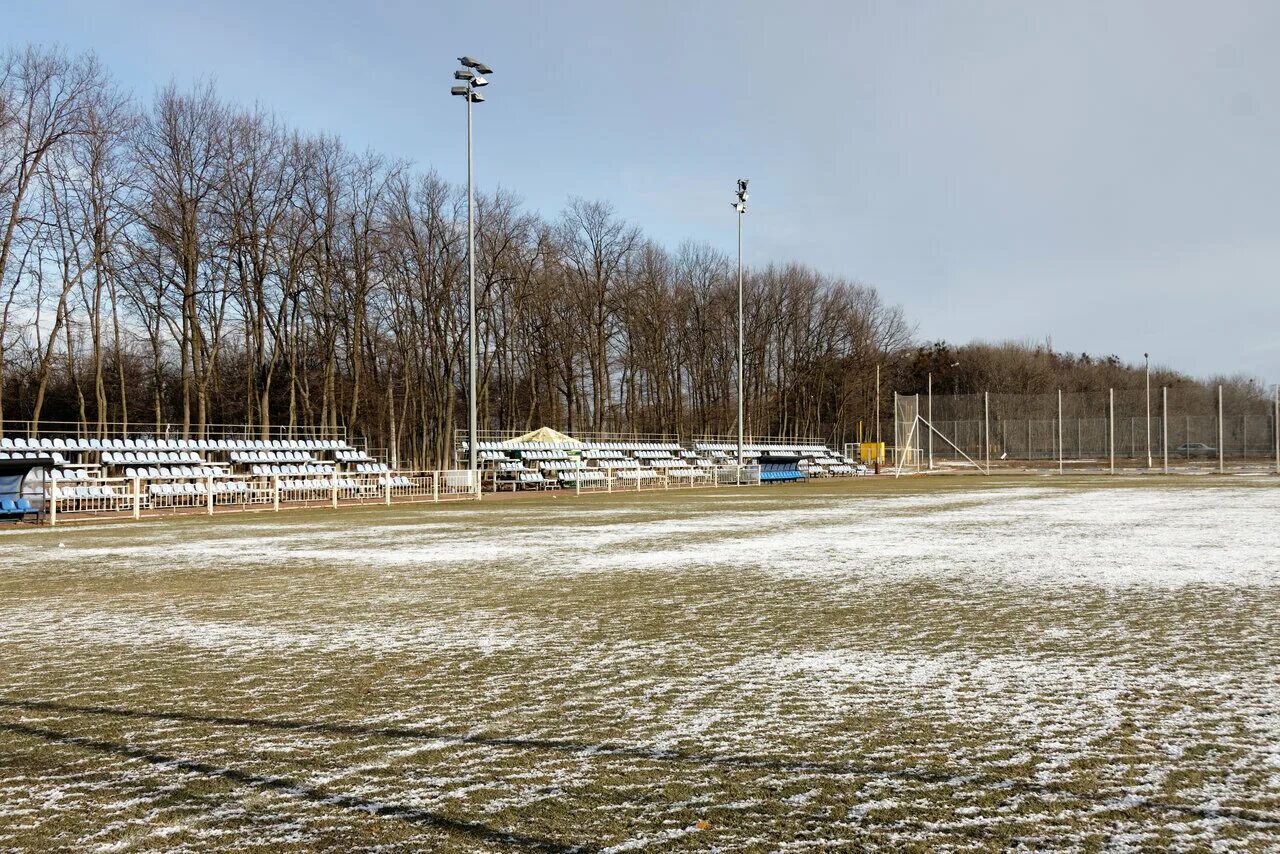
xmin=894 ymin=392 xmax=989 ymax=476
xmin=893 ymin=394 xmax=922 ymax=475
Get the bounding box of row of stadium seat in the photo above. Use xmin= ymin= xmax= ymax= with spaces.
xmin=560 ymin=470 xmax=609 ymax=483
xmin=55 ymin=484 xmax=121 ymax=499
xmin=353 ymin=462 xmax=390 ymax=473
xmin=278 ymin=478 xmax=361 ymax=491
xmin=1 ymin=437 xmax=358 ymax=452
xmin=695 ymin=442 xmax=834 ymax=454
xmin=148 ymin=482 xmax=252 ymax=497
xmin=250 ymin=464 xmax=334 ymax=476
xmin=0 ymin=451 xmax=69 ymax=464
xmin=103 ymin=451 xmax=202 ymax=464
xmin=471 ymin=441 xmax=684 ymax=452
xmin=502 ymin=467 xmax=713 ymax=490
xmin=125 ymin=466 xmax=223 ymax=479
xmin=49 ymin=468 xmax=95 ymax=481
xmin=613 ymin=469 xmax=663 ymax=480
xmin=230 ymin=451 xmax=314 ymax=464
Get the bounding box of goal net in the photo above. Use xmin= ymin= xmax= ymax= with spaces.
xmin=894 ymin=393 xmax=922 ymax=472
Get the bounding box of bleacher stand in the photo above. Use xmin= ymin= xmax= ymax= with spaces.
xmin=16 ymin=424 xmax=862 ymax=519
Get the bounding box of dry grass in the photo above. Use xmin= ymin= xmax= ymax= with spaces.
xmin=0 ymin=475 xmax=1276 ymax=851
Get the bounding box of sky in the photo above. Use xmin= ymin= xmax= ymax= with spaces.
xmin=11 ymin=0 xmax=1279 ymax=382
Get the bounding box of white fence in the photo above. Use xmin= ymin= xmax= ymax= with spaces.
xmin=558 ymin=464 xmax=761 ymax=495
xmin=40 ymin=465 xmax=766 ymax=526
xmin=44 ymin=470 xmax=482 ymax=526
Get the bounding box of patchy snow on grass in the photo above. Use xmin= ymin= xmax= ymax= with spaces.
xmin=0 ymin=479 xmax=1275 ymax=851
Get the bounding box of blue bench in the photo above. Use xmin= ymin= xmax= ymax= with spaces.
xmin=758 ymin=454 xmax=807 ymax=483
xmin=0 ymin=498 xmax=34 ymax=518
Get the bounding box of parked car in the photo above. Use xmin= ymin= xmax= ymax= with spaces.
xmin=1174 ymin=442 xmax=1217 ymax=457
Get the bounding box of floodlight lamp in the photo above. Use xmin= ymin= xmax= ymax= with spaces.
xmin=476 ymin=63 xmax=494 ymax=75
xmin=458 ymin=56 xmax=482 ymax=68
xmin=455 ymin=68 xmax=474 ymax=80
xmin=471 ymin=75 xmax=489 ymax=87
xmin=451 ymin=85 xmax=469 ymax=96
xmin=469 ymin=91 xmax=486 ymax=102
xmin=738 ymin=178 xmax=749 ymax=192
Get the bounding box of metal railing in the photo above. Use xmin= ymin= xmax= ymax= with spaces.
xmin=493 ymin=464 xmax=763 ymax=496
xmin=42 ymin=469 xmax=482 ymax=526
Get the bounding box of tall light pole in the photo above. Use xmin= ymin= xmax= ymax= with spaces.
xmin=452 ymin=56 xmax=492 ymax=475
xmin=1144 ymin=352 xmax=1152 ymax=470
xmin=733 ymin=179 xmax=748 ymax=468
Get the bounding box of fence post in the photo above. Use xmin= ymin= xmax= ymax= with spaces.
xmin=49 ymin=476 xmax=57 ymax=527
xmin=1109 ymin=388 xmax=1115 ymax=475
xmin=207 ymin=476 xmax=214 ymax=515
xmin=331 ymin=476 xmax=338 ymax=509
xmin=273 ymin=475 xmax=280 ymax=512
xmin=433 ymin=471 xmax=439 ymax=502
xmin=384 ymin=475 xmax=391 ymax=505
xmin=133 ymin=476 xmax=141 ymax=520
xmin=1218 ymin=384 xmax=1225 ymax=474
xmin=1162 ymin=386 xmax=1169 ymax=474
xmin=1057 ymin=390 xmax=1063 ymax=474
xmin=927 ymin=373 xmax=933 ymax=470
xmin=984 ymin=392 xmax=990 ymax=474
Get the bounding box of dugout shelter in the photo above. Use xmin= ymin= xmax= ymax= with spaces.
xmin=757 ymin=454 xmax=805 ymax=483
xmin=0 ymin=457 xmax=51 ymax=522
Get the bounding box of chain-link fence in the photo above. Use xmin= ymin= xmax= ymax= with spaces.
xmin=890 ymin=386 xmax=1280 ymax=470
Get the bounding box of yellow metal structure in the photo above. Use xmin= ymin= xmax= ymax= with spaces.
xmin=860 ymin=442 xmax=886 ymax=464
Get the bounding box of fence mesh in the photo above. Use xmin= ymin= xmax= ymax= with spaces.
xmin=893 ymin=386 xmax=1280 ymax=465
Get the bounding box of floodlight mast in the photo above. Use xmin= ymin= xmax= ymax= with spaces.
xmin=733 ymin=179 xmax=748 ymax=470
xmin=451 ymin=56 xmax=493 ymax=477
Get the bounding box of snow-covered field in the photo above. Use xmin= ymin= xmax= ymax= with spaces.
xmin=0 ymin=476 xmax=1276 ymax=851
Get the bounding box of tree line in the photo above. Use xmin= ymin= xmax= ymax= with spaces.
xmin=1 ymin=45 xmax=1258 ymax=466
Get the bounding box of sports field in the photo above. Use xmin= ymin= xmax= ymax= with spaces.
xmin=0 ymin=476 xmax=1277 ymax=852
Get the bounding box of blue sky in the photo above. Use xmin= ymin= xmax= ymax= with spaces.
xmin=13 ymin=0 xmax=1280 ymax=381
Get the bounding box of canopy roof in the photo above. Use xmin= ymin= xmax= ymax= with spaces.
xmin=501 ymin=427 xmax=582 ymax=446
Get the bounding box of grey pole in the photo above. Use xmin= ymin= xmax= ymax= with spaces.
xmin=984 ymin=391 xmax=990 ymax=474
xmin=1109 ymin=388 xmax=1115 ymax=474
xmin=1218 ymin=384 xmax=1224 ymax=474
xmin=1269 ymin=386 xmax=1280 ymax=473
xmin=927 ymin=372 xmax=933 ymax=470
xmin=466 ymin=93 xmax=477 ymax=476
xmin=1144 ymin=353 xmax=1152 ymax=469
xmin=1057 ymin=389 xmax=1063 ymax=474
xmin=737 ymin=204 xmax=744 ymax=468
xmin=1162 ymin=385 xmax=1168 ymax=474
xmin=452 ymin=57 xmax=491 ymax=475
